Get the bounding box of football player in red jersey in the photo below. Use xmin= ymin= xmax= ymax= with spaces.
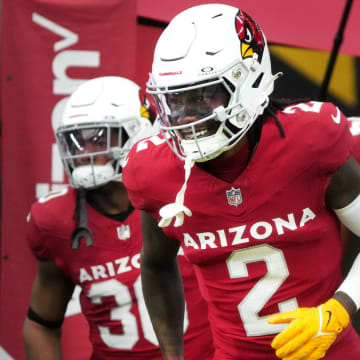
xmin=122 ymin=4 xmax=360 ymax=360
xmin=23 ymin=76 xmax=214 ymax=359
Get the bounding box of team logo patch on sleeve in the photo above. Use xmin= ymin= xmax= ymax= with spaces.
xmin=226 ymin=187 xmax=242 ymax=206
xmin=117 ymin=225 xmax=131 ymax=240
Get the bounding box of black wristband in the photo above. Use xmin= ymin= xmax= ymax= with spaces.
xmin=27 ymin=307 xmax=64 ymax=329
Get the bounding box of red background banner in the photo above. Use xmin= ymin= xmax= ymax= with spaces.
xmin=0 ymin=0 xmax=157 ymax=358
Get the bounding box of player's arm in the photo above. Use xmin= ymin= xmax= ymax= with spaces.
xmin=23 ymin=259 xmax=75 ymax=360
xmin=341 ymin=225 xmax=360 ymax=334
xmin=141 ymin=210 xmax=185 ymax=360
xmin=326 ymin=155 xmax=360 ymax=313
xmin=267 ymin=155 xmax=360 ymax=360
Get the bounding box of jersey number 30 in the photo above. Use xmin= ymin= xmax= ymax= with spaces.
xmin=88 ymin=276 xmax=189 ymax=349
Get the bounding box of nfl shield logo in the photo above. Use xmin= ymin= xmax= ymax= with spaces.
xmin=226 ymin=187 xmax=242 ymax=206
xmin=117 ymin=225 xmax=130 ymax=240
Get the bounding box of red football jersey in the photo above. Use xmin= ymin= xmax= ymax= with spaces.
xmin=123 ymin=101 xmax=360 ymax=359
xmin=27 ymin=187 xmax=214 ymax=359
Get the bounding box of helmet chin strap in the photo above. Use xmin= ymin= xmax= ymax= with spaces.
xmin=158 ymin=155 xmax=195 ymax=228
xmin=264 ymin=72 xmax=283 ymax=95
xmin=71 ymin=188 xmax=95 ymax=249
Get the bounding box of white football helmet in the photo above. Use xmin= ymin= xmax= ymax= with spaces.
xmin=56 ymin=76 xmax=154 ymax=189
xmin=147 ymin=4 xmax=279 ymax=162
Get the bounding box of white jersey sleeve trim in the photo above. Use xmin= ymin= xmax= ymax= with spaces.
xmin=334 ymin=194 xmax=360 ymax=237
xmin=334 ymin=194 xmax=360 ymax=311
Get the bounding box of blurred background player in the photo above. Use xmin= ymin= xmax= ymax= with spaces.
xmin=23 ymin=76 xmax=214 ymax=359
xmin=123 ymin=4 xmax=360 ymax=360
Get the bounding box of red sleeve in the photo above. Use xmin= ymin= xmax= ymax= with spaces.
xmin=26 ymin=207 xmax=51 ymax=260
xmin=122 ymin=133 xmax=168 ymax=216
xmin=122 ymin=145 xmax=147 ymax=211
xmin=312 ymin=102 xmax=353 ymax=174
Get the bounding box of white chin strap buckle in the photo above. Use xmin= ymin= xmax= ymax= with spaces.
xmin=158 ymin=156 xmax=194 ymax=228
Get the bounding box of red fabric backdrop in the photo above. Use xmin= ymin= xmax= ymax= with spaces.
xmin=137 ymin=0 xmax=360 ymax=57
xmin=0 ymin=0 xmax=150 ymax=358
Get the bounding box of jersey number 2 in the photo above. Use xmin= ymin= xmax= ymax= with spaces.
xmin=227 ymin=244 xmax=298 ymax=336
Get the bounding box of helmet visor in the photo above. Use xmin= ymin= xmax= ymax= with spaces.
xmin=57 ymin=126 xmax=129 ymax=160
xmin=164 ymin=82 xmax=230 ymax=126
xmin=59 ymin=127 xmax=109 ymax=156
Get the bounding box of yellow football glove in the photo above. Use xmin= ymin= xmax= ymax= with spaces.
xmin=267 ymin=299 xmax=349 ymax=360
